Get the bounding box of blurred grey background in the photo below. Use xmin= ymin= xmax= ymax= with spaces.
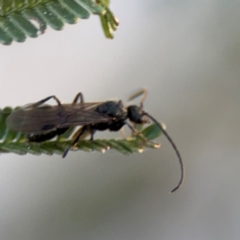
xmin=0 ymin=0 xmax=240 ymax=239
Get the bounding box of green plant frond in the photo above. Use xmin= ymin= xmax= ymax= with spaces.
xmin=97 ymin=0 xmax=118 ymax=39
xmin=0 ymin=0 xmax=118 ymax=45
xmin=0 ymin=107 xmax=162 ymax=156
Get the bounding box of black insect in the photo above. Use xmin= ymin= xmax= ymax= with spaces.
xmin=6 ymin=89 xmax=184 ymax=192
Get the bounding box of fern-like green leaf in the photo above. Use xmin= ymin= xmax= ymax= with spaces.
xmin=0 ymin=107 xmax=162 ymax=156
xmin=97 ymin=0 xmax=118 ymax=39
xmin=0 ymin=0 xmax=118 ymax=45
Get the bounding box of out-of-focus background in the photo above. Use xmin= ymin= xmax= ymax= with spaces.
xmin=0 ymin=0 xmax=240 ymax=239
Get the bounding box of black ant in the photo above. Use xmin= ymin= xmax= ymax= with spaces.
xmin=6 ymin=89 xmax=184 ymax=192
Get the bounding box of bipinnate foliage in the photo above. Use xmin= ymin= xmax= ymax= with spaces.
xmin=0 ymin=0 xmax=118 ymax=45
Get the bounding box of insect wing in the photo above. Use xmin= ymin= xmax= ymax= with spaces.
xmin=59 ymin=102 xmax=112 ymax=127
xmin=6 ymin=105 xmax=60 ymax=134
xmin=6 ymin=102 xmax=112 ymax=134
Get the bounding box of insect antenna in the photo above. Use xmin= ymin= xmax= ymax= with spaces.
xmin=143 ymin=112 xmax=184 ymax=193
xmin=128 ymin=88 xmax=148 ymax=105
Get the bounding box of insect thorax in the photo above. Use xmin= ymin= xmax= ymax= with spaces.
xmin=94 ymin=101 xmax=128 ymax=131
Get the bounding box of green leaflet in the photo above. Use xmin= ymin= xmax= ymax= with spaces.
xmin=0 ymin=0 xmax=118 ymax=45
xmin=98 ymin=2 xmax=118 ymax=39
xmin=0 ymin=107 xmax=162 ymax=156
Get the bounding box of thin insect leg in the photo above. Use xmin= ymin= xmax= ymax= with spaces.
xmin=126 ymin=122 xmax=149 ymax=143
xmin=128 ymin=88 xmax=148 ymax=107
xmin=26 ymin=95 xmax=62 ymax=109
xmin=144 ymin=112 xmax=184 ymax=193
xmin=72 ymin=92 xmax=84 ymax=104
xmin=71 ymin=126 xmax=92 ymax=143
xmin=126 ymin=122 xmax=138 ymax=134
xmin=62 ymin=126 xmax=88 ymax=158
xmin=59 ymin=93 xmax=85 ymax=144
xmin=90 ymin=129 xmax=96 ymax=141
xmin=27 ymin=127 xmax=69 ymax=142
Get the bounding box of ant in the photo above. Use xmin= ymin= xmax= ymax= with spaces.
xmin=6 ymin=89 xmax=184 ymax=192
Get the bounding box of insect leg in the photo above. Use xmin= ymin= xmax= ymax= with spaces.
xmin=29 ymin=93 xmax=82 ymax=142
xmin=89 ymin=129 xmax=96 ymax=141
xmin=25 ymin=95 xmax=62 ymax=109
xmin=72 ymin=92 xmax=84 ymax=104
xmin=62 ymin=126 xmax=89 ymax=158
xmin=128 ymin=88 xmax=148 ymax=107
xmin=52 ymin=93 xmax=84 ymax=141
xmin=126 ymin=122 xmax=138 ymax=134
xmin=126 ymin=122 xmax=149 ymax=143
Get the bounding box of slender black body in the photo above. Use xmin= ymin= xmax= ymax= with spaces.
xmin=6 ymin=90 xmax=184 ymax=192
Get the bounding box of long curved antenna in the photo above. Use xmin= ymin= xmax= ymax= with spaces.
xmin=144 ymin=112 xmax=184 ymax=193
